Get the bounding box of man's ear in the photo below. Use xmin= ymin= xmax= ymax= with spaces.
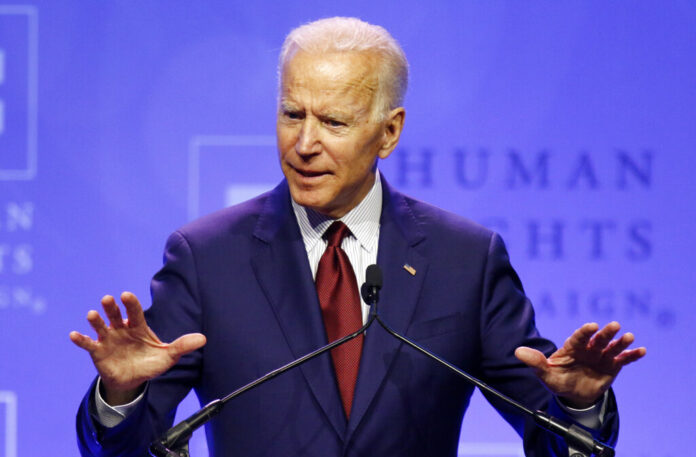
xmin=378 ymin=107 xmax=406 ymax=159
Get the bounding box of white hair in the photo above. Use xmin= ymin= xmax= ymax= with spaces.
xmin=278 ymin=17 xmax=409 ymax=119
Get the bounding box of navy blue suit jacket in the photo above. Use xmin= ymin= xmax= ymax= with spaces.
xmin=77 ymin=178 xmax=618 ymax=456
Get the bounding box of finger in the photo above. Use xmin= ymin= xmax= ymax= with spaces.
xmin=101 ymin=295 xmax=125 ymax=329
xmin=564 ymin=322 xmax=599 ymax=350
xmin=514 ymin=346 xmax=548 ymax=372
xmin=86 ymin=310 xmax=108 ymax=339
xmin=121 ymin=291 xmax=146 ymax=328
xmin=168 ymin=333 xmax=207 ymax=358
xmin=615 ymin=347 xmax=647 ymax=366
xmin=602 ymin=332 xmax=634 ymax=359
xmin=588 ymin=321 xmax=621 ymax=351
xmin=69 ymin=331 xmax=99 ymax=352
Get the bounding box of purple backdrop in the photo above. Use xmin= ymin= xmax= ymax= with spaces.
xmin=0 ymin=1 xmax=694 ymax=456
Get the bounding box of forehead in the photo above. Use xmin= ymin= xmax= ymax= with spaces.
xmin=279 ymin=50 xmax=380 ymax=108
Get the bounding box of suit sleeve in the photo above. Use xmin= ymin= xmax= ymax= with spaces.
xmin=477 ymin=232 xmax=618 ymax=456
xmin=76 ymin=231 xmax=205 ymax=457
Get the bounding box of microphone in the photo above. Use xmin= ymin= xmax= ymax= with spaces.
xmin=361 ymin=264 xmax=382 ymax=306
xmin=150 ymin=400 xmax=223 ymax=456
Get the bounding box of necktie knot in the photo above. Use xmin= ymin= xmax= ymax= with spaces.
xmin=323 ymin=221 xmax=351 ymax=247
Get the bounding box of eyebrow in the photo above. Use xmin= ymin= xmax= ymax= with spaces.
xmin=320 ymin=112 xmax=350 ymax=121
xmin=279 ymin=99 xmax=371 ymax=124
xmin=279 ymin=101 xmax=300 ymax=112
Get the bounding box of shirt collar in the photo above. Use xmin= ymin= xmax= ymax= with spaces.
xmin=292 ymin=170 xmax=383 ymax=253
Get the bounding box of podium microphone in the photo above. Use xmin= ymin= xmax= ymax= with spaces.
xmin=361 ymin=264 xmax=382 ymax=308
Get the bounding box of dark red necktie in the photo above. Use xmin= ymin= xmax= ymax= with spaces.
xmin=315 ymin=221 xmax=363 ymax=418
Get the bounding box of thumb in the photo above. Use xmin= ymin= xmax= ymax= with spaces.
xmin=169 ymin=333 xmax=207 ymax=357
xmin=514 ymin=346 xmax=548 ymax=371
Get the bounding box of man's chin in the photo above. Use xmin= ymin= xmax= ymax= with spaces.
xmin=292 ymin=196 xmax=351 ymax=219
xmin=289 ymin=189 xmax=331 ymax=212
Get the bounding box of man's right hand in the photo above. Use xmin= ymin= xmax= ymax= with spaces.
xmin=70 ymin=291 xmax=207 ymax=406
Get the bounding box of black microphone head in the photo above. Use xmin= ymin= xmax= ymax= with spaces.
xmin=360 ymin=283 xmax=372 ymax=304
xmin=361 ymin=264 xmax=383 ymax=305
xmin=365 ymin=264 xmax=382 ymax=290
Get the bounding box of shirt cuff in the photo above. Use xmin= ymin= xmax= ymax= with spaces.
xmin=555 ymin=391 xmax=608 ymax=430
xmin=93 ymin=377 xmax=146 ymax=428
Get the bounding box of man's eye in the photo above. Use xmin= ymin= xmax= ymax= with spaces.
xmin=325 ymin=119 xmax=345 ymax=127
xmin=285 ymin=111 xmax=302 ymax=120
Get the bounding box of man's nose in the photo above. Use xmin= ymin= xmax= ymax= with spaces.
xmin=295 ymin=119 xmax=321 ymax=156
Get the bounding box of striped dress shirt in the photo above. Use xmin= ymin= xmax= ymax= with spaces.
xmin=291 ymin=170 xmax=382 ymax=324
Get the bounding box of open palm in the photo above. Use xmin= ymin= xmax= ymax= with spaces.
xmin=515 ymin=321 xmax=646 ymax=407
xmin=70 ymin=292 xmax=206 ymax=405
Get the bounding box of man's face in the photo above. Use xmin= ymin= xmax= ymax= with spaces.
xmin=277 ymin=50 xmax=403 ymax=218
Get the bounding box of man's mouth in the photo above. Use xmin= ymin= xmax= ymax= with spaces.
xmin=294 ymin=167 xmax=329 ymax=178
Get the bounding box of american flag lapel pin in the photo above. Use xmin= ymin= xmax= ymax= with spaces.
xmin=403 ymin=264 xmax=416 ymax=276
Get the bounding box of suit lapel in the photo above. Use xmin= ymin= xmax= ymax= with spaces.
xmin=345 ymin=179 xmax=429 ymax=444
xmin=250 ymin=181 xmax=347 ymax=440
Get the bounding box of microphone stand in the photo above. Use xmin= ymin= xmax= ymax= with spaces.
xmin=361 ymin=269 xmax=615 ymax=457
xmin=149 ymin=313 xmax=378 ymax=457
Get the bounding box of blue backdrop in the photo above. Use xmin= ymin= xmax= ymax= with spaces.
xmin=0 ymin=1 xmax=694 ymax=456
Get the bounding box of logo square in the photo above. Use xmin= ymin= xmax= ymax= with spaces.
xmin=0 ymin=6 xmax=38 ymax=181
xmin=188 ymin=135 xmax=281 ymax=220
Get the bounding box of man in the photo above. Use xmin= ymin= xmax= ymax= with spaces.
xmin=71 ymin=17 xmax=645 ymax=456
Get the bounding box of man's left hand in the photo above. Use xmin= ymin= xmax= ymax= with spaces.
xmin=515 ymin=321 xmax=646 ymax=408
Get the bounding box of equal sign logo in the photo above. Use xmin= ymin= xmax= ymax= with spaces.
xmin=0 ymin=5 xmax=38 ymax=181
xmin=0 ymin=48 xmax=5 ymax=135
xmin=188 ymin=135 xmax=281 ymax=220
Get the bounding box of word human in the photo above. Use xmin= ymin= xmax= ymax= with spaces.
xmin=393 ymin=148 xmax=653 ymax=190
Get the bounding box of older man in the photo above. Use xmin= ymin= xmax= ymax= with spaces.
xmin=71 ymin=17 xmax=644 ymax=456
